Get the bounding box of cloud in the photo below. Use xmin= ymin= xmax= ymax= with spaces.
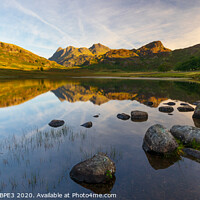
xmin=1 ymin=0 xmax=200 ymax=57
xmin=7 ymin=0 xmax=81 ymax=46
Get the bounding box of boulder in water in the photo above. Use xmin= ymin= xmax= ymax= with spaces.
xmin=70 ymin=152 xmax=116 ymax=184
xmin=48 ymin=119 xmax=65 ymax=128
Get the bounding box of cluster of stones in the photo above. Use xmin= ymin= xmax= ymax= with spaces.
xmin=48 ymin=114 xmax=100 ymax=128
xmin=143 ymin=123 xmax=200 ymax=159
xmin=117 ymin=110 xmax=148 ymax=122
xmin=158 ymin=101 xmax=195 ymax=114
xmin=48 ymin=101 xmax=200 ymax=186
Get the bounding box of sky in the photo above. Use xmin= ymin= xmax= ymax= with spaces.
xmin=0 ymin=0 xmax=200 ymax=58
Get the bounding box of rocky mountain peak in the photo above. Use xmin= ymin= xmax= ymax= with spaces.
xmin=138 ymin=41 xmax=171 ymax=55
xmin=89 ymin=43 xmax=110 ymax=55
xmin=56 ymin=47 xmax=63 ymax=52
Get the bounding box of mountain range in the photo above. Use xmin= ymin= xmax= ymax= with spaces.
xmin=49 ymin=41 xmax=200 ymax=71
xmin=1 ymin=40 xmax=200 ymax=72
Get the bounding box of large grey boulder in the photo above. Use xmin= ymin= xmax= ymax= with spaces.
xmin=193 ymin=104 xmax=200 ymax=119
xmin=70 ymin=153 xmax=116 ymax=184
xmin=143 ymin=124 xmax=178 ymax=154
xmin=170 ymin=125 xmax=200 ymax=144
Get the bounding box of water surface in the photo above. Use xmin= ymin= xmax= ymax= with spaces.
xmin=0 ymin=78 xmax=200 ymax=200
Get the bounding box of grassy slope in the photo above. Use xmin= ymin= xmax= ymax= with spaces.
xmin=0 ymin=41 xmax=66 ymax=71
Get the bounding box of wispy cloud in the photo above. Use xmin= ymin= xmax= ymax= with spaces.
xmin=1 ymin=0 xmax=200 ymax=57
xmin=10 ymin=0 xmax=81 ymax=47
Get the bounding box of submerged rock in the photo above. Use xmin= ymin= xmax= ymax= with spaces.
xmin=158 ymin=106 xmax=174 ymax=113
xmin=131 ymin=110 xmax=148 ymax=120
xmin=145 ymin=152 xmax=180 ymax=170
xmin=143 ymin=124 xmax=178 ymax=154
xmin=117 ymin=113 xmax=130 ymax=120
xmin=193 ymin=118 xmax=200 ymax=128
xmin=72 ymin=177 xmax=116 ymax=194
xmin=81 ymin=121 xmax=93 ymax=128
xmin=177 ymin=105 xmax=194 ymax=112
xmin=164 ymin=102 xmax=176 ymax=106
xmin=48 ymin=119 xmax=65 ymax=128
xmin=170 ymin=125 xmax=200 ymax=144
xmin=193 ymin=101 xmax=200 ymax=106
xmin=183 ymin=148 xmax=200 ymax=160
xmin=180 ymin=103 xmax=189 ymax=106
xmin=193 ymin=104 xmax=200 ymax=119
xmin=70 ymin=152 xmax=116 ymax=184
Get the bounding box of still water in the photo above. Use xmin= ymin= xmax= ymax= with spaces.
xmin=0 ymin=78 xmax=200 ymax=200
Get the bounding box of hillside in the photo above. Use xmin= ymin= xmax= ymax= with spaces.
xmin=49 ymin=41 xmax=200 ymax=72
xmin=0 ymin=41 xmax=65 ymax=71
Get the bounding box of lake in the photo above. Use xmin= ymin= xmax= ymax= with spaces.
xmin=0 ymin=78 xmax=200 ymax=200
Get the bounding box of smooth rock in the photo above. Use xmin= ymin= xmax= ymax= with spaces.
xmin=81 ymin=121 xmax=93 ymax=128
xmin=131 ymin=110 xmax=148 ymax=120
xmin=177 ymin=105 xmax=194 ymax=112
xmin=48 ymin=119 xmax=65 ymax=128
xmin=158 ymin=106 xmax=174 ymax=113
xmin=164 ymin=102 xmax=176 ymax=106
xmin=183 ymin=148 xmax=200 ymax=160
xmin=193 ymin=104 xmax=200 ymax=119
xmin=170 ymin=125 xmax=200 ymax=144
xmin=70 ymin=152 xmax=116 ymax=184
xmin=143 ymin=124 xmax=178 ymax=154
xmin=180 ymin=103 xmax=189 ymax=106
xmin=117 ymin=113 xmax=130 ymax=120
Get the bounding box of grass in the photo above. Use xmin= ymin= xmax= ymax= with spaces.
xmin=0 ymin=125 xmax=122 ymax=192
xmin=1 ymin=67 xmax=200 ymax=81
xmin=175 ymin=138 xmax=200 ymax=157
